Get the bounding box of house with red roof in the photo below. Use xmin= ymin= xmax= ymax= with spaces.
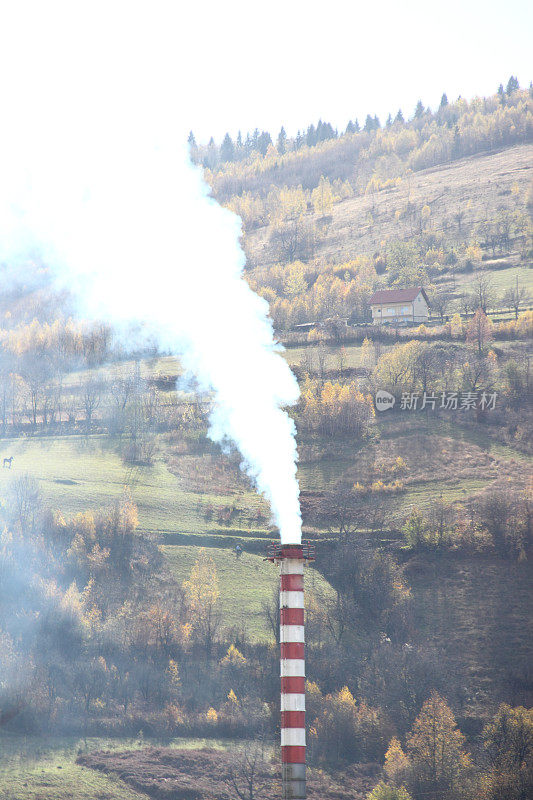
xmin=368 ymin=287 xmax=430 ymax=325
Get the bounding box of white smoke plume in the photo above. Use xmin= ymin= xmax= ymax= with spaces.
xmin=0 ymin=6 xmax=302 ymax=543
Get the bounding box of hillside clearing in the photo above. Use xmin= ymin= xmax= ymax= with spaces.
xmin=0 ymin=734 xmax=238 ymax=800
xmin=161 ymin=544 xmax=333 ymax=641
xmin=0 ymin=436 xmax=270 ymax=542
xmin=245 ymin=144 xmax=533 ymax=268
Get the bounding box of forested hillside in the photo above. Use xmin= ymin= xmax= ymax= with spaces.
xmin=198 ymin=81 xmax=532 ymax=333
xmin=1 ymin=79 xmax=532 ymax=800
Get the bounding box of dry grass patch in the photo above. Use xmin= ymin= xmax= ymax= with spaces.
xmin=244 ymin=144 xmax=533 ymax=267
xmin=167 ymin=452 xmax=250 ymax=495
xmin=78 ymin=747 xmax=380 ymax=800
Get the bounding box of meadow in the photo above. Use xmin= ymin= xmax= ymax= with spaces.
xmin=0 ymin=435 xmax=269 ymax=542
xmin=0 ymin=733 xmax=236 ymax=800
xmin=244 ymin=144 xmax=533 ymax=268
xmin=161 ymin=544 xmax=332 ymax=641
xmin=0 ymin=434 xmax=332 ymax=644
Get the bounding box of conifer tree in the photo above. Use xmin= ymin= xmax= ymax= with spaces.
xmin=244 ymin=131 xmax=252 ymax=155
xmin=306 ymin=123 xmax=317 ymax=147
xmin=407 ymin=692 xmax=471 ymax=798
xmin=220 ymin=132 xmax=235 ymax=163
xmin=187 ymin=130 xmax=198 ymax=161
xmin=204 ymin=137 xmax=218 ymax=169
xmin=257 ymin=131 xmax=272 ymax=155
xmin=506 ymin=75 xmax=519 ymax=94
xmin=277 ymin=126 xmax=287 ymax=154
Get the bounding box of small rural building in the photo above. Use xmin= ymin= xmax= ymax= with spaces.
xmin=368 ymin=287 xmax=431 ymax=325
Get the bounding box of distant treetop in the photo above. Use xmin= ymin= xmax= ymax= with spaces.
xmin=191 ymin=76 xmax=531 ymax=169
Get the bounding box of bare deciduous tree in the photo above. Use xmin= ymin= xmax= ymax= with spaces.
xmin=503 ymin=279 xmax=531 ymax=319
xmin=431 ymin=290 xmax=453 ymax=322
xmin=81 ymin=377 xmax=104 ymax=432
xmin=470 ymin=273 xmax=495 ymax=314
xmin=225 ymin=741 xmax=272 ymax=800
xmin=8 ymin=473 xmax=42 ymax=534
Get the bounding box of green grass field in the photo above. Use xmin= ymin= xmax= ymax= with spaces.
xmin=283 ymin=342 xmax=368 ymax=371
xmin=453 ymin=263 xmax=533 ymax=296
xmin=0 ymin=733 xmax=238 ymax=800
xmin=0 ymin=435 xmax=268 ymax=540
xmin=0 ymin=435 xmax=334 ymax=643
xmin=162 ymin=544 xmax=332 ymax=641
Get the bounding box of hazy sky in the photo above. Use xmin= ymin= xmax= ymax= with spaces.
xmin=188 ymin=0 xmax=532 ymax=141
xmin=1 ymin=2 xmax=531 ymax=144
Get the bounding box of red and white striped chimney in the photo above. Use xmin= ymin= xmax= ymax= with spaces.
xmin=267 ymin=541 xmax=315 ymax=800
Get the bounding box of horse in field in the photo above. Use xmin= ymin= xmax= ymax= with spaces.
xmin=3 ymin=456 xmax=13 ymax=468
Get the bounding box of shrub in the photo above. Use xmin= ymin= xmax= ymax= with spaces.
xmin=309 ymin=684 xmax=394 ymax=764
xmin=301 ymin=380 xmax=375 ymax=437
xmin=367 ymin=783 xmax=413 ymax=800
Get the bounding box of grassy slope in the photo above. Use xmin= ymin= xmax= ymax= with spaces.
xmin=0 ymin=734 xmax=235 ymax=800
xmin=283 ymin=341 xmax=368 ymax=370
xmin=409 ymin=558 xmax=533 ymax=714
xmin=7 ymin=420 xmax=522 ymax=545
xmin=162 ymin=544 xmax=332 ymax=641
xmin=453 ymin=264 xmax=533 ymax=296
xmin=0 ymin=436 xmax=332 ymax=644
xmin=1 ymin=760 xmax=147 ymax=800
xmin=442 ymin=263 xmax=533 ymax=316
xmin=0 ymin=435 xmax=268 ymax=541
xmin=2 ymin=388 xmax=530 ymax=534
xmin=0 ymin=735 xmax=144 ymax=800
xmin=245 ymin=144 xmax=533 ymax=267
xmin=298 ymin=414 xmax=532 ymax=503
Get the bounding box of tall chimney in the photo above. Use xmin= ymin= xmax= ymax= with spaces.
xmin=267 ymin=541 xmax=315 ymax=800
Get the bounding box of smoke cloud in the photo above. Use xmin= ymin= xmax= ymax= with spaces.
xmin=0 ymin=6 xmax=302 ymax=543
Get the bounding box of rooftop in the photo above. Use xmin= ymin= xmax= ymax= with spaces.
xmin=369 ymin=287 xmax=430 ymax=305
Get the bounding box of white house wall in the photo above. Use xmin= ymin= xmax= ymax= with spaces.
xmin=370 ymin=293 xmax=429 ymax=324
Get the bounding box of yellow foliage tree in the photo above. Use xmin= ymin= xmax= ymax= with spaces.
xmin=384 ymin=737 xmax=411 ymax=788
xmin=220 ymin=644 xmax=247 ymax=667
xmin=311 ymin=176 xmax=334 ymax=217
xmin=407 ymin=692 xmax=471 ymax=797
xmin=183 ymin=549 xmax=220 ymax=654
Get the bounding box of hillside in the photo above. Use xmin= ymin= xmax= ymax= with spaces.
xmin=244 ymin=144 xmax=533 ymax=269
xmin=1 ymin=85 xmax=533 ymax=800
